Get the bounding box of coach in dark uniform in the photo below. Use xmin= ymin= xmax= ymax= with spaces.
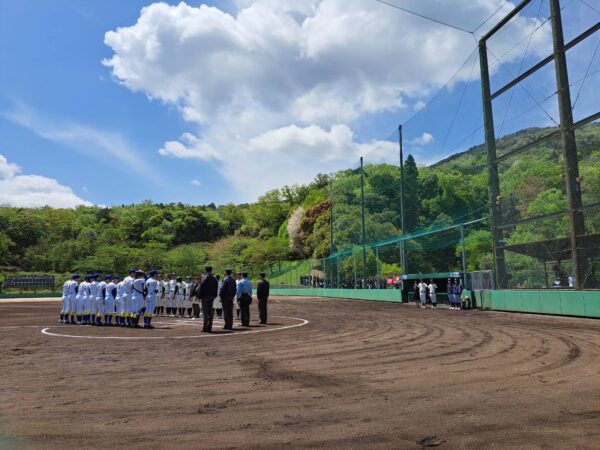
xmin=219 ymin=269 xmax=237 ymax=331
xmin=198 ymin=266 xmax=218 ymax=332
xmin=257 ymin=272 xmax=270 ymax=325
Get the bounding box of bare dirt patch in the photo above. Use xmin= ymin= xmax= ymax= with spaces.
xmin=1 ymin=297 xmax=600 ymax=449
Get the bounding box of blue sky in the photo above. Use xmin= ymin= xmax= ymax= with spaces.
xmin=0 ymin=0 xmax=597 ymax=207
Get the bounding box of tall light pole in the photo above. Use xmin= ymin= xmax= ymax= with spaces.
xmin=360 ymin=156 xmax=367 ymax=288
xmin=399 ymin=124 xmax=406 ymax=274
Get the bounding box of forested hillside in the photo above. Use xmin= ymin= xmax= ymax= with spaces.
xmin=1 ymin=124 xmax=598 ymax=281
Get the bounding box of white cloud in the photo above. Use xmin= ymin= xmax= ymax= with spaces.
xmin=5 ymin=102 xmax=155 ymax=177
xmin=0 ymin=154 xmax=21 ymax=179
xmin=414 ymin=100 xmax=427 ymax=112
xmin=159 ymin=132 xmax=220 ymax=160
xmin=103 ymin=0 xmax=551 ymax=200
xmin=190 ymin=179 xmax=201 ymax=186
xmin=408 ymin=132 xmax=435 ymax=146
xmin=0 ymin=154 xmax=92 ymax=208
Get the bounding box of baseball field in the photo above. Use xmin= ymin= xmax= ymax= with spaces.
xmin=1 ymin=297 xmax=600 ymax=449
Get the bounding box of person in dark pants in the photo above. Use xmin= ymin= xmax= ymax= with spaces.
xmin=256 ymin=272 xmax=270 ymax=325
xmin=219 ymin=269 xmax=237 ymax=331
xmin=236 ymin=272 xmax=253 ymax=327
xmin=198 ymin=266 xmax=218 ymax=332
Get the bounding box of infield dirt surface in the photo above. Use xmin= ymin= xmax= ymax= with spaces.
xmin=1 ymin=296 xmax=600 ymax=449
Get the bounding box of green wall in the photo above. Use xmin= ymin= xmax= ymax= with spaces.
xmin=273 ymin=288 xmax=600 ymax=318
xmin=0 ymin=293 xmax=61 ymax=299
xmin=271 ymin=288 xmax=404 ymax=302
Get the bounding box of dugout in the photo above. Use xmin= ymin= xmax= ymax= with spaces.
xmin=400 ymin=272 xmax=463 ymax=303
xmin=0 ymin=275 xmax=55 ymax=293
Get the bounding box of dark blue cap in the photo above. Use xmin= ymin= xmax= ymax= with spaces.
xmin=113 ymin=274 xmax=121 ymax=279
xmin=105 ymin=275 xmax=112 ymax=280
xmin=128 ymin=268 xmax=136 ymax=274
xmin=72 ymin=274 xmax=81 ymax=279
xmin=149 ymin=269 xmax=158 ymax=276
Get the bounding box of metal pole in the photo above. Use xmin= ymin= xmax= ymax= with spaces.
xmin=376 ymin=245 xmax=380 ymax=289
xmin=399 ymin=125 xmax=406 ymax=270
xmin=550 ymin=0 xmax=585 ymax=290
xmin=336 ymin=256 xmax=340 ymax=288
xmin=353 ymin=249 xmax=357 ymax=288
xmin=461 ymin=224 xmax=468 ymax=289
xmin=479 ymin=39 xmax=507 ymax=289
xmin=329 ymin=180 xmax=335 ymax=256
xmin=360 ymin=156 xmax=367 ymax=288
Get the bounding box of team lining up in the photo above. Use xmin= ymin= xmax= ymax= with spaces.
xmin=58 ymin=268 xmax=270 ymax=331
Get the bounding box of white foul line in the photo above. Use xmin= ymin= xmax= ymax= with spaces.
xmin=40 ymin=315 xmax=309 ymax=340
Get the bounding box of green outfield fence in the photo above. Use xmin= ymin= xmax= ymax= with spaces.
xmin=271 ymin=288 xmax=600 ymax=319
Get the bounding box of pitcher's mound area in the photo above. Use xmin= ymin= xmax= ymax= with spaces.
xmin=1 ymin=297 xmax=600 ymax=449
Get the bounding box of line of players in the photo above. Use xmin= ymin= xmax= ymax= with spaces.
xmin=58 ymin=269 xmax=267 ymax=330
xmin=58 ymin=269 xmax=161 ymax=329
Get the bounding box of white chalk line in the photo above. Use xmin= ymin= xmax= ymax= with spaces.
xmin=40 ymin=315 xmax=309 ymax=340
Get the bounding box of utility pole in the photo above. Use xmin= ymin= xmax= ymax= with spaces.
xmin=461 ymin=223 xmax=468 ymax=289
xmin=550 ymin=0 xmax=585 ymax=289
xmin=399 ymin=124 xmax=406 ymax=274
xmin=360 ymin=156 xmax=367 ymax=288
xmin=329 ymin=180 xmax=335 ymax=256
xmin=479 ymin=40 xmax=507 ymax=289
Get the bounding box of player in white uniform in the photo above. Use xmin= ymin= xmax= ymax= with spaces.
xmin=184 ymin=277 xmax=193 ymax=317
xmin=115 ymin=276 xmax=125 ymax=326
xmin=167 ymin=274 xmax=177 ymax=317
xmin=144 ymin=270 xmax=160 ymax=329
xmin=159 ymin=276 xmax=168 ymax=316
xmin=123 ymin=269 xmax=135 ymax=327
xmin=95 ymin=275 xmax=107 ymax=326
xmin=131 ymin=270 xmax=146 ymax=328
xmin=154 ymin=275 xmax=163 ymax=316
xmin=83 ymin=274 xmax=94 ymax=325
xmin=88 ymin=274 xmax=99 ymax=325
xmin=175 ymin=277 xmax=185 ymax=317
xmin=76 ymin=275 xmax=89 ymax=325
xmin=64 ymin=274 xmax=79 ymax=324
xmin=418 ymin=279 xmax=428 ymax=308
xmin=428 ymin=279 xmax=438 ymax=309
xmin=104 ymin=275 xmax=116 ymax=326
xmin=59 ymin=278 xmax=70 ymax=324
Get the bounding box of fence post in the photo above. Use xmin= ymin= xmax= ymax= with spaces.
xmin=550 ymin=0 xmax=585 ymax=290
xmin=479 ymin=39 xmax=507 ymax=288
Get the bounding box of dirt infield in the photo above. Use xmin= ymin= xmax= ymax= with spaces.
xmin=1 ymin=297 xmax=600 ymax=449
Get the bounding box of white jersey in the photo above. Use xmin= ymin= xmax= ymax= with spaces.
xmin=116 ymin=281 xmax=125 ymax=299
xmin=79 ymin=281 xmax=89 ymax=297
xmin=145 ymin=277 xmax=159 ymax=301
xmin=132 ymin=278 xmax=145 ymax=299
xmin=428 ymin=283 xmax=437 ymax=294
xmin=68 ymin=280 xmax=78 ymax=297
xmin=106 ymin=282 xmax=116 ymax=301
xmin=168 ymin=279 xmax=178 ymax=298
xmin=418 ymin=282 xmax=428 ymax=293
xmin=89 ymin=281 xmax=99 ymax=300
xmin=62 ymin=281 xmax=69 ymax=298
xmin=97 ymin=281 xmax=107 ymax=300
xmin=176 ymin=281 xmax=184 ymax=299
xmin=124 ymin=276 xmax=134 ymax=296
